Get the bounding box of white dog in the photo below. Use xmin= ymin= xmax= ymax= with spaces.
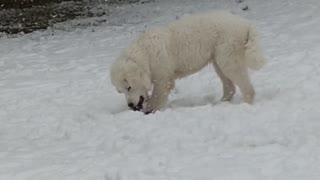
xmin=110 ymin=11 xmax=265 ymax=114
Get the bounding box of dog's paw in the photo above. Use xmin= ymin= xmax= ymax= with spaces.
xmin=142 ymin=106 xmax=155 ymax=115
xmin=144 ymin=110 xmax=153 ymax=115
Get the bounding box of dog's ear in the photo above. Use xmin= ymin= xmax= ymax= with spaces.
xmin=125 ymin=60 xmax=152 ymax=91
xmin=140 ymin=70 xmax=152 ymax=91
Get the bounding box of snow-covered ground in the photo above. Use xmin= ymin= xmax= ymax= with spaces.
xmin=1 ymin=0 xmax=320 ymax=179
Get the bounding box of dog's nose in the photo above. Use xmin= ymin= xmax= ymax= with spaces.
xmin=128 ymin=103 xmax=134 ymax=108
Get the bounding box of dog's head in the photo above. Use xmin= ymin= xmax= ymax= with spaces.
xmin=110 ymin=59 xmax=152 ymax=111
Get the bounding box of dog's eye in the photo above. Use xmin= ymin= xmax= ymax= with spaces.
xmin=127 ymin=86 xmax=131 ymax=91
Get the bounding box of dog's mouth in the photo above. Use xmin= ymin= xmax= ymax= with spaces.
xmin=130 ymin=96 xmax=145 ymax=111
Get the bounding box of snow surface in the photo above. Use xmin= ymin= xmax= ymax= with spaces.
xmin=1 ymin=0 xmax=320 ymax=179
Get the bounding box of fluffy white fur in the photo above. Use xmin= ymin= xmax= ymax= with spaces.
xmin=110 ymin=11 xmax=265 ymax=114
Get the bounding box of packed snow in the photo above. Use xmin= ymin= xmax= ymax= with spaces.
xmin=1 ymin=0 xmax=320 ymax=180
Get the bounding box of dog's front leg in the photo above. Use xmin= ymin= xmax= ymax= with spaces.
xmin=143 ymin=80 xmax=174 ymax=114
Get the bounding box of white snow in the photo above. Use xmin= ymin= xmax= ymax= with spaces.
xmin=1 ymin=0 xmax=320 ymax=179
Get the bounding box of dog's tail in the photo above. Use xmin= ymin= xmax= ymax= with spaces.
xmin=244 ymin=25 xmax=266 ymax=70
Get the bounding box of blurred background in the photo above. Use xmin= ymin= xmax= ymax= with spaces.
xmin=0 ymin=0 xmax=151 ymax=34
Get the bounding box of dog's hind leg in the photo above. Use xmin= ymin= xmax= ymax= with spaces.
xmin=212 ymin=60 xmax=236 ymax=101
xmin=216 ymin=52 xmax=255 ymax=104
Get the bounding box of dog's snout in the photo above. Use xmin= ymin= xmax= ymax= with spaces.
xmin=128 ymin=103 xmax=134 ymax=108
xmin=128 ymin=96 xmax=145 ymax=111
